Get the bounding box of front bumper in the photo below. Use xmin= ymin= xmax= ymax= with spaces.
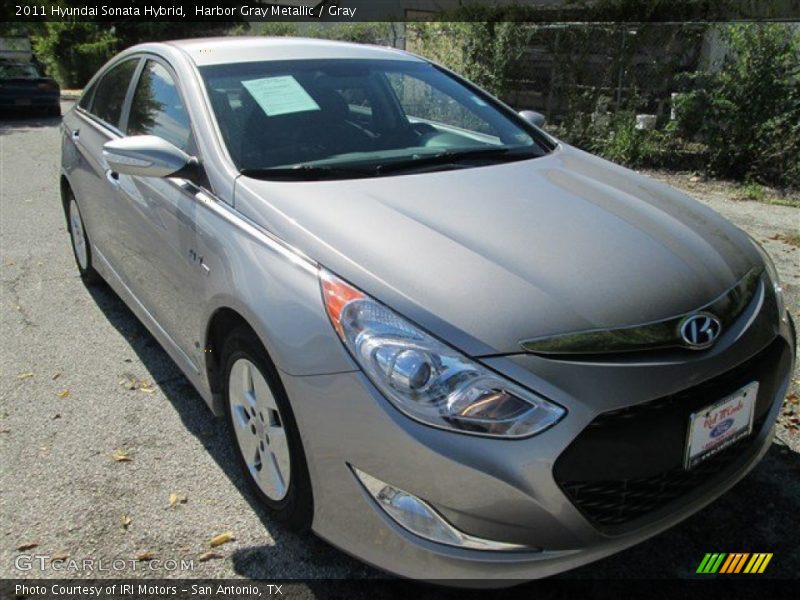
xmin=281 ymin=282 xmax=795 ymax=583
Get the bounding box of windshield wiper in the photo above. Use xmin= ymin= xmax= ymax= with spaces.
xmin=240 ymin=164 xmax=377 ymax=181
xmin=375 ymin=146 xmax=538 ymax=175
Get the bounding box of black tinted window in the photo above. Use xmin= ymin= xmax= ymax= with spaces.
xmin=127 ymin=61 xmax=192 ymax=152
xmin=91 ymin=59 xmax=138 ymax=127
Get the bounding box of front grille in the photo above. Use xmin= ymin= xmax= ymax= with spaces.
xmin=554 ymin=338 xmax=789 ymax=532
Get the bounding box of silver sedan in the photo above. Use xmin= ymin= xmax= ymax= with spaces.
xmin=60 ymin=37 xmax=795 ymax=584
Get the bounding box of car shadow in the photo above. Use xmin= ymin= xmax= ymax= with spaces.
xmin=82 ymin=279 xmax=379 ymax=580
xmin=0 ymin=111 xmax=61 ymax=133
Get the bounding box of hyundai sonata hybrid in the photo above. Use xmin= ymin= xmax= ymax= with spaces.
xmin=60 ymin=38 xmax=795 ymax=583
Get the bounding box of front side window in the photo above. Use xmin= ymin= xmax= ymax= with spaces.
xmin=90 ymin=59 xmax=138 ymax=128
xmin=201 ymin=59 xmax=551 ymax=179
xmin=127 ymin=60 xmax=193 ymax=152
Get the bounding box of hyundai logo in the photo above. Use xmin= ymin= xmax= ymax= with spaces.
xmin=680 ymin=313 xmax=722 ymax=349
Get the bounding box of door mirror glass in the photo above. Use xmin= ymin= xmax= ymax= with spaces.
xmin=518 ymin=110 xmax=546 ymax=128
xmin=103 ymin=135 xmax=193 ymax=178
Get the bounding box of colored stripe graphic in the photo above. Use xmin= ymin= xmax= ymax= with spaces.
xmin=698 ymin=553 xmax=773 ymax=574
xmin=719 ymin=553 xmax=748 ymax=573
xmin=697 ymin=553 xmax=727 ymax=573
xmin=744 ymin=553 xmax=774 ymax=574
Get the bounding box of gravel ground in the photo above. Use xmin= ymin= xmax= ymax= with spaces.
xmin=1 ymin=104 xmax=798 ymax=586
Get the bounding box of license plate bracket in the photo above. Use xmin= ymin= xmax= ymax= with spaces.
xmin=684 ymin=381 xmax=758 ymax=470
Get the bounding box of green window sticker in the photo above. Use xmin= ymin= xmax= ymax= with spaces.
xmin=242 ymin=75 xmax=321 ymax=117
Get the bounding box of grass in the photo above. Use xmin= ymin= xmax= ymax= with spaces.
xmin=735 ymin=181 xmax=800 ymax=208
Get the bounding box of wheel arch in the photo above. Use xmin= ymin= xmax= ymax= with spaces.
xmin=205 ymin=306 xmax=267 ymax=415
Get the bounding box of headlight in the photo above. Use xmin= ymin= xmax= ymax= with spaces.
xmin=319 ymin=269 xmax=565 ymax=438
xmin=749 ymin=236 xmax=787 ymax=323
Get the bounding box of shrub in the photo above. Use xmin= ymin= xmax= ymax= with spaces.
xmin=694 ymin=24 xmax=800 ymax=188
xmin=33 ymin=22 xmax=117 ymax=88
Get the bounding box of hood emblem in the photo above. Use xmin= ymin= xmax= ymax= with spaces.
xmin=680 ymin=313 xmax=722 ymax=349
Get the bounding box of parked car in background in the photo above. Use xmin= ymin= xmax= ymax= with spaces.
xmin=0 ymin=37 xmax=60 ymax=116
xmin=0 ymin=61 xmax=60 ymax=116
xmin=59 ymin=38 xmax=795 ymax=584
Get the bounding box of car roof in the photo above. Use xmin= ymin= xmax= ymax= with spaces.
xmin=164 ymin=36 xmax=423 ymax=67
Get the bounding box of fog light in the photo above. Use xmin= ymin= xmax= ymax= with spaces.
xmin=352 ymin=466 xmax=529 ymax=551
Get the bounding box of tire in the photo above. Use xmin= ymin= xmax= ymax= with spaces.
xmin=222 ymin=327 xmax=313 ymax=530
xmin=66 ymin=194 xmax=101 ymax=284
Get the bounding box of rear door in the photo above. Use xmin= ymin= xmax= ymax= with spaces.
xmin=66 ymin=57 xmax=141 ymax=272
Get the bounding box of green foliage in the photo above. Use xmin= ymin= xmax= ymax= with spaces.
xmin=29 ymin=13 xmax=234 ymax=88
xmin=688 ymin=24 xmax=800 ymax=188
xmin=410 ymin=22 xmax=531 ymax=97
xmin=33 ymin=22 xmax=117 ymax=88
xmin=740 ymin=180 xmax=767 ymax=202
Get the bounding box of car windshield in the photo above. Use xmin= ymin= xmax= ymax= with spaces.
xmin=200 ymin=59 xmax=551 ymax=179
xmin=0 ymin=63 xmax=41 ymax=78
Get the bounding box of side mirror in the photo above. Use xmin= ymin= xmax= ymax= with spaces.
xmin=103 ymin=135 xmax=194 ymax=178
xmin=519 ymin=110 xmax=546 ymax=128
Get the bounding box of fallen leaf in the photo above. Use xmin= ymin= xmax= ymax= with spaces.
xmin=52 ymin=414 xmax=61 ymax=420
xmin=112 ymin=448 xmax=132 ymax=462
xmin=135 ymin=551 xmax=155 ymax=561
xmin=52 ymin=372 xmax=61 ymax=381
xmin=120 ymin=376 xmax=156 ymax=393
xmin=168 ymin=492 xmax=187 ymax=508
xmin=209 ymin=532 xmax=235 ymax=547
xmin=57 ymin=389 xmax=70 ymax=399
xmin=52 ymin=553 xmax=69 ymax=561
xmin=16 ymin=372 xmax=34 ymax=379
xmin=17 ymin=542 xmax=38 ymax=551
xmin=198 ymin=551 xmax=223 ymax=562
xmin=0 ymin=428 xmax=10 ymax=434
xmin=120 ymin=515 xmax=132 ymax=530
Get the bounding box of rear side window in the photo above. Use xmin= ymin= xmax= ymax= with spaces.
xmin=90 ymin=59 xmax=138 ymax=128
xmin=127 ymin=60 xmax=193 ymax=152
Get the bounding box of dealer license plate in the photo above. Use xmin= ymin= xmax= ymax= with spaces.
xmin=684 ymin=381 xmax=758 ymax=470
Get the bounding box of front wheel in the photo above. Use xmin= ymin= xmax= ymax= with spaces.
xmin=67 ymin=195 xmax=100 ymax=284
xmin=222 ymin=327 xmax=313 ymax=530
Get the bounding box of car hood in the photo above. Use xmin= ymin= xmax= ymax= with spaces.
xmin=235 ymin=144 xmax=761 ymax=356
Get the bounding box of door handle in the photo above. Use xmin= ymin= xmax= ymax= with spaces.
xmin=105 ymin=169 xmax=120 ymax=186
xmin=71 ymin=129 xmax=80 ymax=141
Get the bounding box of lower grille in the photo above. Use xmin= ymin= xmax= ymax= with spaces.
xmin=560 ymin=416 xmax=766 ymax=528
xmin=554 ymin=338 xmax=789 ymax=532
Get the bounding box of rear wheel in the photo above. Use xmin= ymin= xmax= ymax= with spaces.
xmin=67 ymin=195 xmax=100 ymax=284
xmin=222 ymin=327 xmax=313 ymax=530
